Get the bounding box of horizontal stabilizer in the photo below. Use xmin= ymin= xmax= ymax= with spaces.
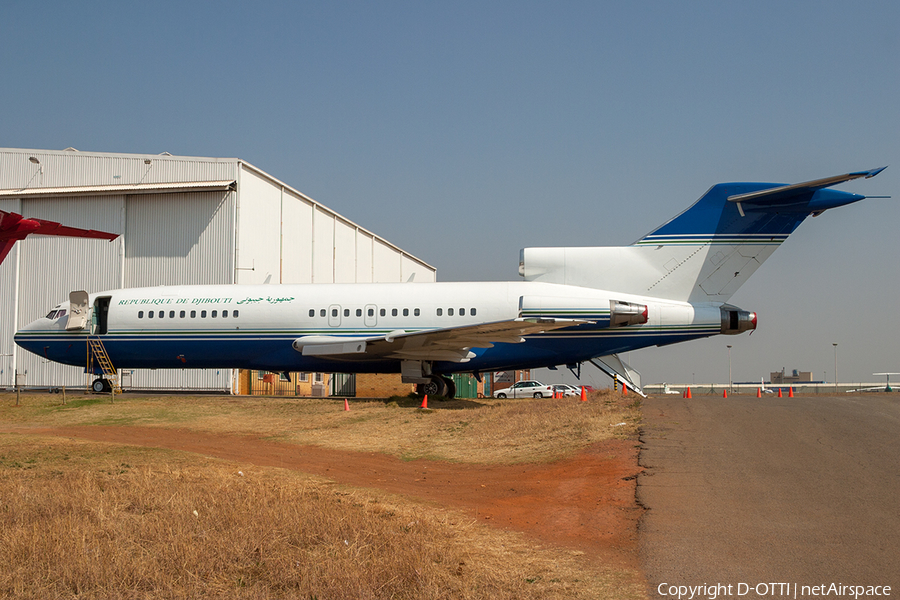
xmin=727 ymin=166 xmax=886 ymax=207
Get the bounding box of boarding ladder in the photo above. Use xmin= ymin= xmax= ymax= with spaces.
xmin=87 ymin=336 xmax=120 ymax=394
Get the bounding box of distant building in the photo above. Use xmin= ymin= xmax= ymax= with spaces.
xmin=771 ymin=369 xmax=813 ymax=385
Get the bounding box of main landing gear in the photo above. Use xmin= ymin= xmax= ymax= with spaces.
xmin=416 ymin=375 xmax=456 ymax=400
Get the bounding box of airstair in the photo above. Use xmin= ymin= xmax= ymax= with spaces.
xmin=86 ymin=336 xmax=120 ymax=394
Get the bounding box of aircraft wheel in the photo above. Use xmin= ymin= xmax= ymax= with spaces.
xmin=419 ymin=376 xmax=447 ymax=398
xmin=92 ymin=379 xmax=111 ymax=393
xmin=441 ymin=376 xmax=456 ymax=400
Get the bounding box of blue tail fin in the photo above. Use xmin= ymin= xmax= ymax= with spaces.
xmin=520 ymin=168 xmax=886 ymax=302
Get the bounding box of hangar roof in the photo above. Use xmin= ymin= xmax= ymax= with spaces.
xmin=0 ymin=180 xmax=237 ymax=198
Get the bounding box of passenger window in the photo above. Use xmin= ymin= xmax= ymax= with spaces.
xmin=148 ymin=311 xmax=154 ymax=319
xmin=356 ymin=309 xmax=362 ymax=317
xmin=392 ymin=308 xmax=398 ymax=317
xmin=460 ymin=308 xmax=466 ymax=316
xmin=180 ymin=311 xmax=185 ymax=318
xmin=448 ymin=308 xmax=454 ymax=316
xmin=332 ymin=308 xmax=338 ymax=317
xmin=211 ymin=310 xmax=218 ymax=318
xmin=233 ymin=310 xmax=239 ymax=318
xmin=309 ymin=309 xmax=315 ymax=317
xmin=403 ymin=308 xmax=409 ymax=317
xmin=368 ymin=308 xmax=374 ymax=317
xmin=414 ymin=308 xmax=420 ymax=316
xmin=191 ymin=310 xmax=196 ymax=318
xmin=169 ymin=310 xmax=175 ymax=318
xmin=471 ymin=308 xmax=476 ymax=316
xmin=138 ymin=311 xmax=144 ymax=319
xmin=380 ymin=309 xmax=386 ymax=317
xmin=222 ymin=310 xmax=229 ymax=318
xmin=436 ymin=308 xmax=443 ymax=316
xmin=320 ymin=309 xmax=326 ymax=317
xmin=201 ymin=310 xmax=207 ymax=318
xmin=343 ymin=309 xmax=349 ymax=317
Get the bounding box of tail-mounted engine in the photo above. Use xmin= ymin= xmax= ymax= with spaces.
xmin=610 ymin=300 xmax=649 ymax=327
xmin=519 ymin=295 xmax=647 ymax=328
xmin=720 ymin=305 xmax=757 ymax=335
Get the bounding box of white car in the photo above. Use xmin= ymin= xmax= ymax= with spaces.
xmin=493 ymin=380 xmax=555 ymax=398
xmin=552 ymin=384 xmax=581 ymax=397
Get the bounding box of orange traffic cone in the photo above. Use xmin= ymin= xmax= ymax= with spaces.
xmin=777 ymin=388 xmax=783 ymax=398
xmin=622 ymin=383 xmax=628 ymax=396
xmin=723 ymin=389 xmax=728 ymax=398
xmin=685 ymin=387 xmax=692 ymax=399
xmin=757 ymin=388 xmax=762 ymax=398
xmin=420 ymin=394 xmax=428 ymax=409
xmin=580 ymin=386 xmax=587 ymax=402
xmin=343 ymin=398 xmax=350 ymax=411
xmin=788 ymin=387 xmax=794 ymax=398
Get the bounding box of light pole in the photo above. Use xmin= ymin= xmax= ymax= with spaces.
xmin=727 ymin=345 xmax=733 ymax=394
xmin=833 ymin=343 xmax=838 ymax=393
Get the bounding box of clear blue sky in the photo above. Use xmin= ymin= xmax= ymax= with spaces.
xmin=2 ymin=1 xmax=898 ymax=385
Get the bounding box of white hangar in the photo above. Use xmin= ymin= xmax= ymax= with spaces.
xmin=0 ymin=147 xmax=435 ymax=392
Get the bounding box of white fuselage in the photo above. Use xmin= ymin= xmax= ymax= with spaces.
xmin=15 ymin=281 xmax=725 ymax=376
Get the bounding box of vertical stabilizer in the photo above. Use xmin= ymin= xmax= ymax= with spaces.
xmin=520 ymin=168 xmax=885 ymax=302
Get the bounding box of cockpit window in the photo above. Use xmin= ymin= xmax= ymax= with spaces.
xmin=45 ymin=309 xmax=67 ymax=320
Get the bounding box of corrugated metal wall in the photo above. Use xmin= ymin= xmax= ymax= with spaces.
xmin=124 ymin=190 xmax=236 ymax=391
xmin=0 ymin=199 xmax=21 ymax=388
xmin=13 ymin=196 xmax=124 ymax=389
xmin=125 ymin=191 xmax=235 ymax=287
xmin=237 ymin=165 xmax=436 ymax=286
xmin=233 ymin=170 xmax=281 ymax=285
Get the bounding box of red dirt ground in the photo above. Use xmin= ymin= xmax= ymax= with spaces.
xmin=26 ymin=426 xmax=644 ymax=568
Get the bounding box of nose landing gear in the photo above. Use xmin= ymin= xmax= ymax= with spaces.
xmin=91 ymin=378 xmax=112 ymax=393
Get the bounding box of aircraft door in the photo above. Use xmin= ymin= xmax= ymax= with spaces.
xmin=65 ymin=291 xmax=90 ymax=331
xmin=364 ymin=304 xmax=377 ymax=327
xmin=328 ymin=304 xmax=341 ymax=327
xmin=93 ymin=296 xmax=112 ymax=335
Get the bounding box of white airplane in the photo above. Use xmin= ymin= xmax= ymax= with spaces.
xmin=15 ymin=167 xmax=886 ymax=397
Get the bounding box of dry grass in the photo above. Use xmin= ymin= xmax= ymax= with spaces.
xmin=0 ymin=436 xmax=644 ymax=599
xmin=0 ymin=390 xmax=641 ymax=464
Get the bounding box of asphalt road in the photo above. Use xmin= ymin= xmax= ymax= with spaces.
xmin=638 ymin=393 xmax=899 ymax=599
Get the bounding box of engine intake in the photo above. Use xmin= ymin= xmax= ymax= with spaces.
xmin=720 ymin=306 xmax=757 ymax=335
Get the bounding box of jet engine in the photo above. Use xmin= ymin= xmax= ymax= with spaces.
xmin=720 ymin=306 xmax=757 ymax=335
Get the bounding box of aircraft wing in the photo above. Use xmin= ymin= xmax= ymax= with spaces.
xmin=0 ymin=239 xmax=16 ymax=264
xmin=292 ymin=318 xmax=585 ymax=363
xmin=0 ymin=209 xmax=119 ymax=264
xmin=19 ymin=216 xmax=120 ymax=240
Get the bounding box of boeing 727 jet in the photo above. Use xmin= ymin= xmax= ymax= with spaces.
xmin=15 ymin=168 xmax=886 ymax=397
